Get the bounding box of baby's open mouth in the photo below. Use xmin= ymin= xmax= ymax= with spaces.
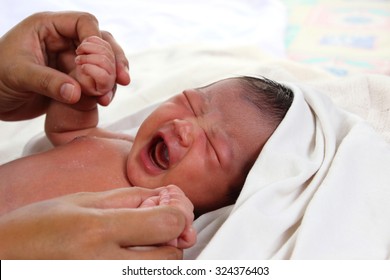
xmin=149 ymin=136 xmax=170 ymax=170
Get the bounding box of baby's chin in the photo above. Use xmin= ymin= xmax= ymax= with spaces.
xmin=126 ymin=177 xmax=135 ymax=187
xmin=126 ymin=156 xmax=151 ymax=189
xmin=126 ymin=167 xmax=139 ymax=188
xmin=126 ymin=172 xmax=144 ymax=188
xmin=125 ymin=156 xmax=135 ymax=187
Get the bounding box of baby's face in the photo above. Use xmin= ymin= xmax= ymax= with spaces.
xmin=127 ymin=78 xmax=272 ymax=215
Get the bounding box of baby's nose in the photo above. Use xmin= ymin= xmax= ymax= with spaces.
xmin=173 ymin=119 xmax=193 ymax=147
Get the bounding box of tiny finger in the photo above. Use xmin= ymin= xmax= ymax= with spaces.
xmin=79 ymin=63 xmax=115 ymax=94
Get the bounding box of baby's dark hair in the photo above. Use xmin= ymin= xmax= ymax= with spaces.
xmin=239 ymin=76 xmax=294 ymax=127
xmin=226 ymin=76 xmax=294 ymax=203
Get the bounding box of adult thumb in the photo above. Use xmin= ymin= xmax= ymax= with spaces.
xmin=24 ymin=64 xmax=82 ymax=104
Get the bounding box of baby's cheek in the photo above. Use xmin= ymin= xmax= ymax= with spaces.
xmin=126 ymin=150 xmax=137 ymax=187
xmin=126 ymin=157 xmax=155 ymax=189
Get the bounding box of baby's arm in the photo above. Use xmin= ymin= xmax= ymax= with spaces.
xmin=45 ymin=36 xmax=118 ymax=146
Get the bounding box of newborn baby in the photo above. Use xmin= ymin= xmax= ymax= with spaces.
xmin=0 ymin=36 xmax=293 ymax=248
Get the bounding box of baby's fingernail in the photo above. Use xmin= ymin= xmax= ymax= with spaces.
xmin=106 ymin=91 xmax=114 ymax=103
xmin=60 ymin=83 xmax=76 ymax=102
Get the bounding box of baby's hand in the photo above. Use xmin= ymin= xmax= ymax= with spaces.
xmin=72 ymin=36 xmax=116 ymax=106
xmin=139 ymin=185 xmax=197 ymax=249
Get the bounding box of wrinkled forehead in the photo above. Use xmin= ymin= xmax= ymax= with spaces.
xmin=196 ymin=78 xmax=241 ymax=106
xmin=197 ymin=78 xmax=267 ymax=157
xmin=196 ymin=77 xmax=242 ymax=96
xmin=198 ymin=78 xmax=260 ymax=123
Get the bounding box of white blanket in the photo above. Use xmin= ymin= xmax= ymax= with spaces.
xmin=185 ymin=80 xmax=390 ymax=259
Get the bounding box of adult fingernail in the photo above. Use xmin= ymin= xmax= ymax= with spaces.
xmin=60 ymin=83 xmax=75 ymax=102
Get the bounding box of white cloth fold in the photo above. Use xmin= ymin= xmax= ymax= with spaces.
xmin=185 ymin=83 xmax=390 ymax=259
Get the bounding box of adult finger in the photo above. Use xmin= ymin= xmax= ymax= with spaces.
xmin=107 ymin=246 xmax=183 ymax=260
xmin=14 ymin=63 xmax=82 ymax=104
xmin=43 ymin=11 xmax=101 ymax=42
xmin=71 ymin=187 xmax=161 ymax=209
xmin=103 ymin=206 xmax=186 ymax=247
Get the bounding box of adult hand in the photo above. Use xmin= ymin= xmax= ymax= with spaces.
xmin=0 ymin=188 xmax=186 ymax=259
xmin=0 ymin=11 xmax=130 ymax=121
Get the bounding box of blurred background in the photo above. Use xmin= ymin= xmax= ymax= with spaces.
xmin=284 ymin=0 xmax=389 ymax=76
xmin=1 ymin=0 xmax=389 ymax=76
